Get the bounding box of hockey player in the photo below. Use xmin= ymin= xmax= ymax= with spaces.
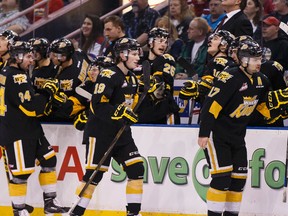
xmin=198 ymin=38 xmax=288 ymax=216
xmin=138 ymin=27 xmax=180 ymax=124
xmin=69 ymin=38 xmax=144 ymax=216
xmin=29 ymin=37 xmax=58 ymax=92
xmin=0 ymin=30 xmax=19 ymax=69
xmin=0 ymin=41 xmax=68 ymax=215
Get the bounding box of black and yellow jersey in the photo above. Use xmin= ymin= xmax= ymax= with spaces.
xmin=204 ymin=56 xmax=236 ymax=78
xmin=0 ymin=66 xmax=49 ymax=143
xmin=55 ymin=52 xmax=89 ymax=97
xmin=84 ymin=66 xmax=138 ymax=145
xmin=31 ymin=61 xmax=58 ymax=92
xmin=199 ymin=67 xmax=270 ymax=141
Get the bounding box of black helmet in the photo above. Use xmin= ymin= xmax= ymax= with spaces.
xmin=114 ymin=38 xmax=141 ymax=58
xmin=212 ymin=30 xmax=235 ymax=46
xmin=0 ymin=30 xmax=20 ymax=44
xmin=92 ymin=56 xmax=115 ymax=68
xmin=237 ymin=38 xmax=262 ymax=59
xmin=148 ymin=27 xmax=169 ymax=42
xmin=29 ymin=37 xmax=49 ymax=58
xmin=49 ymin=38 xmax=74 ymax=59
xmin=9 ymin=41 xmax=32 ymax=59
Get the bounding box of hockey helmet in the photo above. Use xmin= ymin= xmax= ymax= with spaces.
xmin=49 ymin=38 xmax=74 ymax=59
xmin=114 ymin=37 xmax=142 ymax=58
xmin=92 ymin=56 xmax=115 ymax=68
xmin=148 ymin=27 xmax=169 ymax=42
xmin=237 ymin=38 xmax=262 ymax=59
xmin=0 ymin=30 xmax=20 ymax=44
xmin=209 ymin=30 xmax=235 ymax=46
xmin=9 ymin=41 xmax=32 ymax=59
xmin=29 ymin=37 xmax=49 ymax=58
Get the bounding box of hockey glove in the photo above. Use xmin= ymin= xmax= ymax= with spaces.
xmin=111 ymin=104 xmax=138 ymax=124
xmin=52 ymin=91 xmax=68 ymax=107
xmin=179 ymin=80 xmax=199 ymax=100
xmin=267 ymin=87 xmax=288 ymax=110
xmin=43 ymin=78 xmax=59 ymax=97
xmin=73 ymin=110 xmax=89 ymax=131
xmin=198 ymin=75 xmax=214 ymax=97
xmin=148 ymin=75 xmax=166 ymax=101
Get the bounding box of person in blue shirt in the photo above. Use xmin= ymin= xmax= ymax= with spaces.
xmin=202 ymin=0 xmax=226 ymax=30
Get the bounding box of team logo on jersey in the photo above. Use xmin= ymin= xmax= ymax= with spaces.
xmin=162 ymin=53 xmax=175 ymax=61
xmin=13 ymin=74 xmax=27 ymax=84
xmin=217 ymin=71 xmax=232 ymax=83
xmin=60 ymin=79 xmax=73 ymax=91
xmin=214 ymin=57 xmax=228 ymax=67
xmin=100 ymin=69 xmax=115 ymax=78
xmin=230 ymin=95 xmax=258 ymax=118
xmin=239 ymin=82 xmax=248 ymax=91
xmin=34 ymin=77 xmax=46 ymax=89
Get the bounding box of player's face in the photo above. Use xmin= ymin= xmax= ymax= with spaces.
xmin=88 ymin=65 xmax=100 ymax=82
xmin=49 ymin=52 xmax=65 ymax=65
xmin=151 ymin=37 xmax=168 ymax=56
xmin=126 ymin=50 xmax=140 ymax=69
xmin=243 ymin=56 xmax=262 ymax=73
xmin=81 ymin=17 xmax=93 ymax=37
xmin=207 ymin=34 xmax=222 ymax=55
xmin=19 ymin=52 xmax=34 ymax=72
xmin=0 ymin=36 xmax=9 ymax=55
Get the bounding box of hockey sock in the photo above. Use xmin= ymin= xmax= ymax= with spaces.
xmin=224 ymin=190 xmax=243 ymax=215
xmin=206 ymin=187 xmax=227 ymax=214
xmin=39 ymin=170 xmax=57 ymax=195
xmin=126 ymin=179 xmax=143 ymax=214
xmin=208 ymin=210 xmax=222 ymax=216
xmin=9 ymin=182 xmax=27 ymax=210
xmin=72 ymin=182 xmax=96 ymax=215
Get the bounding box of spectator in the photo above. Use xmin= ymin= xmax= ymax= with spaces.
xmin=122 ymin=0 xmax=160 ymax=45
xmin=263 ymin=0 xmax=274 ymax=15
xmin=261 ymin=16 xmax=288 ymax=70
xmin=270 ymin=0 xmax=288 ymax=24
xmin=244 ymin=0 xmax=263 ymax=39
xmin=0 ymin=0 xmax=30 ymax=34
xmin=103 ymin=15 xmax=126 ymax=59
xmin=175 ymin=17 xmax=210 ymax=79
xmin=26 ymin=0 xmax=64 ymax=23
xmin=215 ymin=0 xmax=253 ymax=37
xmin=202 ymin=0 xmax=226 ymax=30
xmin=72 ymin=14 xmax=105 ymax=60
xmin=154 ymin=15 xmax=184 ymax=59
xmin=167 ymin=0 xmax=195 ymax=43
xmin=191 ymin=0 xmax=209 ymax=17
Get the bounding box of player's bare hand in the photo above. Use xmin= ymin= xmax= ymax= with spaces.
xmin=198 ymin=137 xmax=209 ymax=149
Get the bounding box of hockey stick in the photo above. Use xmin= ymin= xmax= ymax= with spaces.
xmin=283 ymin=137 xmax=288 ymax=202
xmin=1 ymin=147 xmax=34 ymax=213
xmin=68 ymin=60 xmax=151 ymax=214
xmin=188 ymin=73 xmax=199 ymax=124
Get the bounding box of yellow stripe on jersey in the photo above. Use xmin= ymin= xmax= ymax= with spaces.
xmin=226 ymin=191 xmax=243 ymax=202
xmin=206 ymin=187 xmax=227 ymax=202
xmin=19 ymin=105 xmax=36 ymax=117
xmin=126 ymin=179 xmax=143 ymax=194
xmin=76 ymin=182 xmax=96 ymax=199
xmin=209 ymin=101 xmax=222 ymax=119
xmin=100 ymin=95 xmax=109 ymax=102
xmin=43 ymin=150 xmax=56 ymax=160
xmin=9 ymin=183 xmax=27 ymax=196
xmin=39 ymin=171 xmax=57 ymax=186
xmin=231 ymin=173 xmax=247 ymax=180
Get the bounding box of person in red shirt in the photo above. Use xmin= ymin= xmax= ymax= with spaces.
xmin=27 ymin=0 xmax=64 ymax=23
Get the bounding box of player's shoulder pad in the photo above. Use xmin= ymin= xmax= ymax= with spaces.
xmin=216 ymin=70 xmax=233 ymax=83
xmin=272 ymin=61 xmax=283 ymax=72
xmin=99 ymin=69 xmax=116 ymax=79
xmin=213 ymin=57 xmax=228 ymax=66
xmin=13 ymin=73 xmax=28 ymax=85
